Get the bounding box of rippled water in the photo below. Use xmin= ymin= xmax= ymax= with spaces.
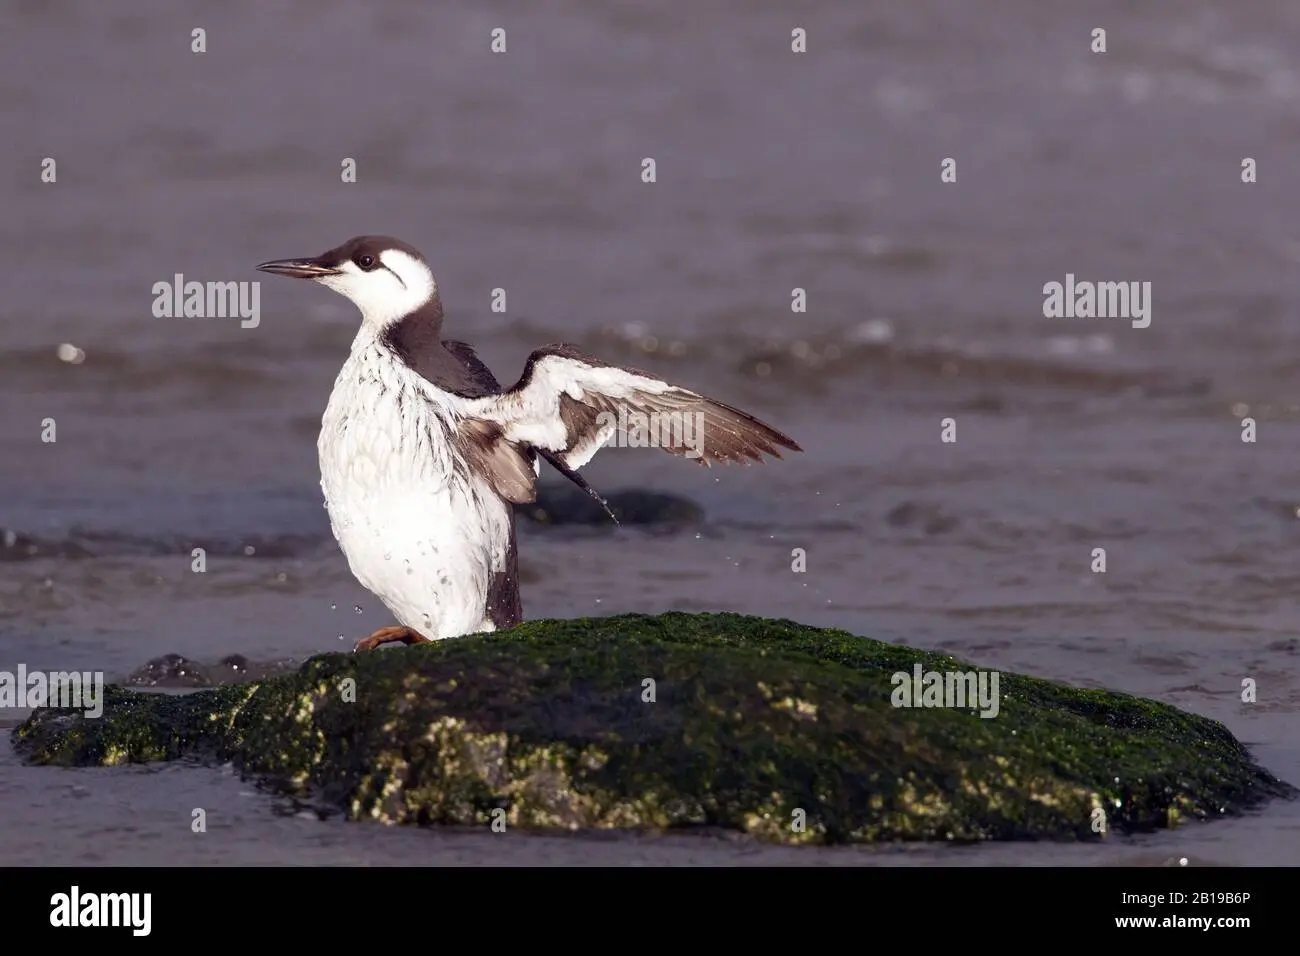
xmin=2 ymin=0 xmax=1299 ymax=864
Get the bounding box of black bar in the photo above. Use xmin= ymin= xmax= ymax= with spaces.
xmin=0 ymin=866 xmax=1282 ymax=939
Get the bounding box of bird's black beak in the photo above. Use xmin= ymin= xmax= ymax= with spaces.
xmin=255 ymin=257 xmax=340 ymax=279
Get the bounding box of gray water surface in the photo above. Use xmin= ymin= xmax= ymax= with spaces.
xmin=2 ymin=0 xmax=1298 ymax=865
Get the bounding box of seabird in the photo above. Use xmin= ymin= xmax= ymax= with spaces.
xmin=256 ymin=236 xmax=801 ymax=651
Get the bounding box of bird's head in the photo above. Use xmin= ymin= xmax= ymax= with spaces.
xmin=257 ymin=235 xmax=439 ymax=328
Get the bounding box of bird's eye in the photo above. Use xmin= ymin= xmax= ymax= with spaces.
xmin=356 ymin=254 xmax=377 ymax=271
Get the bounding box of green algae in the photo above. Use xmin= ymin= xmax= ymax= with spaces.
xmin=12 ymin=612 xmax=1295 ymax=844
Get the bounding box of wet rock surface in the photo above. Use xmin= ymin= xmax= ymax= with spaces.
xmin=515 ymin=485 xmax=704 ymax=527
xmin=13 ymin=612 xmax=1295 ymax=844
xmin=124 ymin=653 xmax=300 ymax=688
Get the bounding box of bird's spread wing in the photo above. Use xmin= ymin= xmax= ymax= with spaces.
xmin=443 ymin=341 xmax=620 ymax=522
xmin=457 ymin=344 xmax=802 ymax=473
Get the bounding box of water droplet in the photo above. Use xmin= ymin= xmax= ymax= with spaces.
xmin=1 ymin=529 xmax=16 ymax=548
xmin=383 ymin=552 xmax=391 ymax=561
xmin=338 ymin=634 xmax=345 ymax=641
xmin=243 ymin=545 xmax=256 ymax=556
xmin=354 ymin=605 xmax=363 ymax=614
xmin=330 ymin=603 xmax=337 ymax=611
xmin=275 ymin=571 xmax=287 ymax=582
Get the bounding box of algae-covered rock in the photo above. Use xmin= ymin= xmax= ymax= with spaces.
xmin=12 ymin=613 xmax=1295 ymax=843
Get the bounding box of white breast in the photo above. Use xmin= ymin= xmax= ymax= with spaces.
xmin=317 ymin=344 xmax=513 ymax=639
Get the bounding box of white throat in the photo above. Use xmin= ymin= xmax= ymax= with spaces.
xmin=319 ymin=249 xmax=438 ymax=331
